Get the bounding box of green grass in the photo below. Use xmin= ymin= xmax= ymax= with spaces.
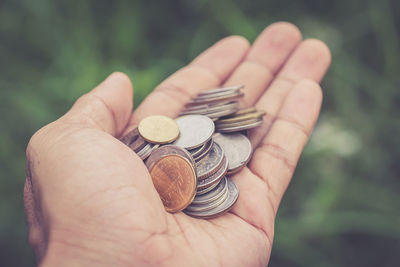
xmin=0 ymin=0 xmax=399 ymax=266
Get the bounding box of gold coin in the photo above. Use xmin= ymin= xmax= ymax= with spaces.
xmin=138 ymin=115 xmax=180 ymax=144
xmin=232 ymin=107 xmax=257 ymax=116
xmin=216 ymin=110 xmax=265 ymax=124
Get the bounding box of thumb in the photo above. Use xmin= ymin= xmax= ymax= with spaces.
xmin=61 ymin=72 xmax=133 ymax=136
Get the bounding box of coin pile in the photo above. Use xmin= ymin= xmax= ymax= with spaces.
xmin=181 ymin=85 xmax=265 ymax=133
xmin=120 ymin=85 xmax=264 ymax=219
xmin=180 ymin=85 xmax=243 ymax=120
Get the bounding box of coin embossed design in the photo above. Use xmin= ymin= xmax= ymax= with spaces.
xmin=213 ymin=133 xmax=252 ymax=172
xmin=196 ymin=142 xmax=225 ymax=180
xmin=138 ymin=115 xmax=180 ymax=144
xmin=173 ymin=115 xmax=215 ymax=149
xmin=184 ymin=178 xmax=239 ymax=219
xmin=146 ymin=148 xmax=197 ymax=213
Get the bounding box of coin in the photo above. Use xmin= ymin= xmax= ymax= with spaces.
xmin=192 ymin=177 xmax=227 ymax=205
xmin=137 ymin=143 xmax=159 ymax=160
xmin=146 ymin=147 xmax=197 ymax=213
xmin=146 ymin=145 xmax=195 ymax=168
xmin=196 ymin=142 xmax=225 ymax=180
xmin=138 ymin=115 xmax=180 ymax=144
xmin=185 ymin=187 xmax=229 ymax=212
xmin=217 ymin=119 xmax=263 ymax=133
xmin=216 ymin=110 xmax=265 ymax=125
xmin=230 ymin=107 xmax=257 ymax=117
xmin=185 ymin=92 xmax=244 ymax=107
xmin=119 ymin=128 xmax=147 ymax=152
xmin=197 ymin=155 xmax=228 ymax=190
xmin=196 ymin=180 xmax=220 ymax=195
xmin=197 ymin=85 xmax=244 ymax=96
xmin=184 ymin=178 xmax=239 ymax=219
xmin=213 ymin=133 xmax=252 ymax=172
xmin=193 ymin=138 xmax=213 ymax=162
xmin=180 ymin=102 xmax=238 ymax=116
xmin=189 ymin=138 xmax=212 ymax=159
xmin=173 ymin=115 xmax=214 ymax=149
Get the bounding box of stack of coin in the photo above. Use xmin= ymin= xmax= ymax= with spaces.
xmin=119 ymin=86 xmax=264 ymax=219
xmin=215 ymin=108 xmax=266 ymax=133
xmin=180 ymin=85 xmax=244 ymax=120
xmin=170 ymin=114 xmax=239 ymax=218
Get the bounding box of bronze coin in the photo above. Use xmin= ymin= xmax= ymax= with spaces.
xmin=146 ymin=147 xmax=197 ymax=212
xmin=120 ymin=128 xmax=147 ymax=152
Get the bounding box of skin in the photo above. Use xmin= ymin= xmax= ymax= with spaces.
xmin=24 ymin=22 xmax=331 ymax=266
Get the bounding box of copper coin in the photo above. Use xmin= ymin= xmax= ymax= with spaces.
xmin=146 ymin=149 xmax=197 ymax=213
xmin=120 ymin=128 xmax=147 ymax=152
xmin=146 ymin=145 xmax=195 ymax=167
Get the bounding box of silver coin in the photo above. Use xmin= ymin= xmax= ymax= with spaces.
xmin=184 ymin=178 xmax=239 ymax=219
xmin=186 ymin=92 xmax=244 ymax=106
xmin=185 ymin=186 xmax=229 ymax=212
xmin=196 ymin=142 xmax=225 ymax=180
xmin=193 ymin=138 xmax=213 ymax=162
xmin=173 ymin=115 xmax=215 ymax=150
xmin=189 ymin=138 xmax=214 ymax=161
xmin=137 ymin=143 xmax=159 ymax=160
xmin=197 ymin=85 xmax=244 ymax=96
xmin=192 ymin=177 xmax=227 ymax=205
xmin=197 ymin=155 xmax=228 ymax=190
xmin=213 ymin=133 xmax=252 ymax=172
xmin=205 ymin=106 xmax=238 ymax=119
xmin=183 ymin=101 xmax=237 ymax=113
xmin=196 ymin=179 xmax=220 ymax=195
xmin=217 ymin=119 xmax=263 ymax=133
xmin=195 ymin=89 xmax=242 ymax=100
xmin=180 ymin=102 xmax=238 ymax=116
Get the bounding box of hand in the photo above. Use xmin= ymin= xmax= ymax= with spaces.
xmin=24 ymin=22 xmax=331 ymax=266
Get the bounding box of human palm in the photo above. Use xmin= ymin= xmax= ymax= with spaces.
xmin=24 ymin=22 xmax=331 ymax=266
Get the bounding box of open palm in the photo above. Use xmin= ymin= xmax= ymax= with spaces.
xmin=25 ymin=22 xmax=331 ymax=266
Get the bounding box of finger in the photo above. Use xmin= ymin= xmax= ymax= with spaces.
xmin=61 ymin=72 xmax=134 ymax=136
xmin=249 ymin=39 xmax=331 ymax=147
xmin=223 ymin=22 xmax=302 ymax=106
xmin=249 ymin=80 xmax=323 ymax=210
xmin=127 ymin=36 xmax=250 ymax=130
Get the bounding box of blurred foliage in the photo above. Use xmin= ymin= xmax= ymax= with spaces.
xmin=0 ymin=0 xmax=399 ymax=266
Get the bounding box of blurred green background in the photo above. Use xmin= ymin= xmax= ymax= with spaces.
xmin=1 ymin=0 xmax=399 ymax=266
